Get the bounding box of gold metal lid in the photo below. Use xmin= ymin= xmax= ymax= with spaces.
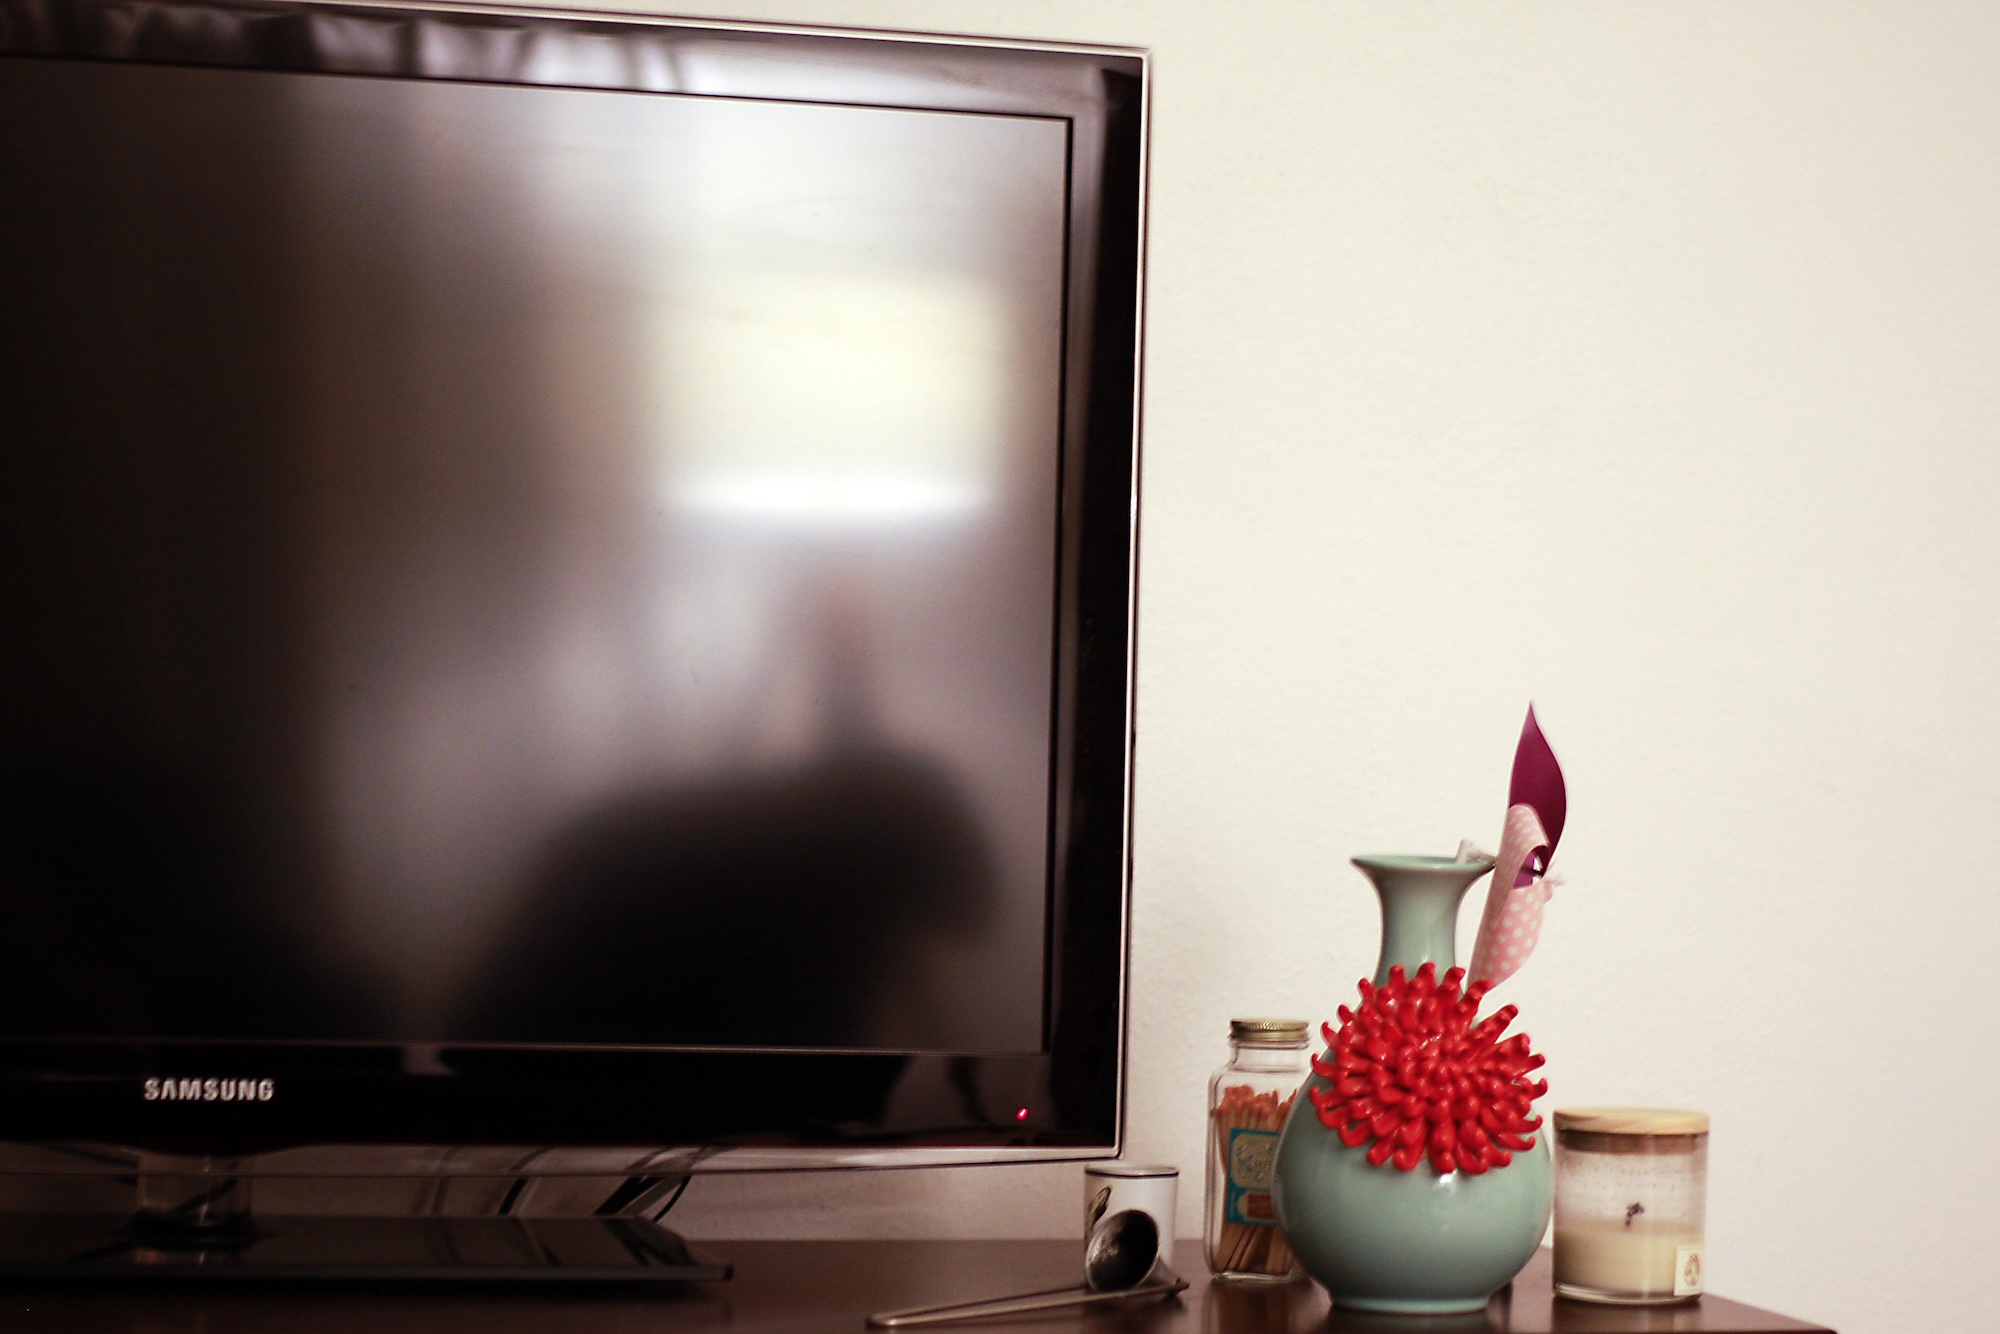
xmin=1230 ymin=1019 xmax=1309 ymax=1043
xmin=1553 ymin=1107 xmax=1709 ymax=1136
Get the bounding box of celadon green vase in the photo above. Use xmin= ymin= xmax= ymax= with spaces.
xmin=1271 ymin=854 xmax=1553 ymax=1314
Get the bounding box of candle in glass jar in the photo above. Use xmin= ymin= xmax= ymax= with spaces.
xmin=1552 ymin=1108 xmax=1708 ymax=1305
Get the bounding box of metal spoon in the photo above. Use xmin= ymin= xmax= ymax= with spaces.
xmin=866 ymin=1210 xmax=1186 ymax=1327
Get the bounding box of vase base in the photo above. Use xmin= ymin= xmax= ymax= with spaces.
xmin=1332 ymin=1293 xmax=1495 ymax=1315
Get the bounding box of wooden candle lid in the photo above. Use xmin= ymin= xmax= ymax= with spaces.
xmin=1553 ymin=1107 xmax=1709 ymax=1136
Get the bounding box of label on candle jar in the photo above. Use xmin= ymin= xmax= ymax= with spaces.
xmin=1223 ymin=1127 xmax=1278 ymax=1226
xmin=1675 ymin=1245 xmax=1703 ymax=1297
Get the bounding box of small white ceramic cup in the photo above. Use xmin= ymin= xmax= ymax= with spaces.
xmin=1084 ymin=1163 xmax=1178 ymax=1269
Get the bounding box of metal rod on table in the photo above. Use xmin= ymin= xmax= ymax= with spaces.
xmin=867 ymin=1266 xmax=1188 ymax=1328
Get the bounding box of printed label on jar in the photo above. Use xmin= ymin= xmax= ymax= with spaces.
xmin=1224 ymin=1127 xmax=1278 ymax=1227
xmin=1675 ymin=1245 xmax=1703 ymax=1297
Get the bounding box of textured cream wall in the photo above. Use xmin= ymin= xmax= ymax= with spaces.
xmin=632 ymin=5 xmax=1999 ymax=1333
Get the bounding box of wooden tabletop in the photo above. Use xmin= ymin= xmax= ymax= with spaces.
xmin=0 ymin=1239 xmax=1835 ymax=1333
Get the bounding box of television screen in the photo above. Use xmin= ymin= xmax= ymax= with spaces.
xmin=0 ymin=0 xmax=1142 ymax=1163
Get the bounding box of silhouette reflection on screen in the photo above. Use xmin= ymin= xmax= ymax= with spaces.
xmin=461 ymin=603 xmax=995 ymax=1050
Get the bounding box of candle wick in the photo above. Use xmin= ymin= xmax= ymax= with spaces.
xmin=1624 ymin=1203 xmax=1644 ymax=1228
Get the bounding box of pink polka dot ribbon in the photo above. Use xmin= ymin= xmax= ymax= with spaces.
xmin=1469 ymin=706 xmax=1566 ymax=988
xmin=1469 ymin=804 xmax=1552 ymax=987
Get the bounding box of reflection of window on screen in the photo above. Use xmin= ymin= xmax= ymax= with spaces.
xmin=666 ymin=267 xmax=1007 ymax=525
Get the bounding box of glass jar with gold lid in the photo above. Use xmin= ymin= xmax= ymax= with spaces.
xmin=1204 ymin=1019 xmax=1309 ymax=1283
xmin=1552 ymin=1107 xmax=1709 ymax=1304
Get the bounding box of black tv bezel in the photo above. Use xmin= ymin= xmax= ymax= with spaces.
xmin=0 ymin=0 xmax=1145 ymax=1167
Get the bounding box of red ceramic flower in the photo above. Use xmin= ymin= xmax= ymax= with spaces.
xmin=1308 ymin=961 xmax=1546 ymax=1175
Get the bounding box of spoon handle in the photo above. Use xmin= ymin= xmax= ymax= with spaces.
xmin=866 ymin=1266 xmax=1188 ymax=1327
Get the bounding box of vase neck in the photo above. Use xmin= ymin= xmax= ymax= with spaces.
xmin=1350 ymin=855 xmax=1495 ymax=988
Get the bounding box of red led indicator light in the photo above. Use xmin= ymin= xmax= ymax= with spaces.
xmin=1015 ymin=1107 xmax=1030 ymax=1121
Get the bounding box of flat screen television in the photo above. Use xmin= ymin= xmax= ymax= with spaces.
xmin=0 ymin=0 xmax=1145 ymax=1263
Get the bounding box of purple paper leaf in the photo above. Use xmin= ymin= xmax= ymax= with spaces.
xmin=1507 ymin=705 xmax=1565 ymax=881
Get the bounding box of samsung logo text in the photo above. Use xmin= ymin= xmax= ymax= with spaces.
xmin=143 ymin=1077 xmax=275 ymax=1103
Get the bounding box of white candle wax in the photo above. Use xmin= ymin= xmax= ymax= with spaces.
xmin=1553 ymin=1217 xmax=1702 ymax=1297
